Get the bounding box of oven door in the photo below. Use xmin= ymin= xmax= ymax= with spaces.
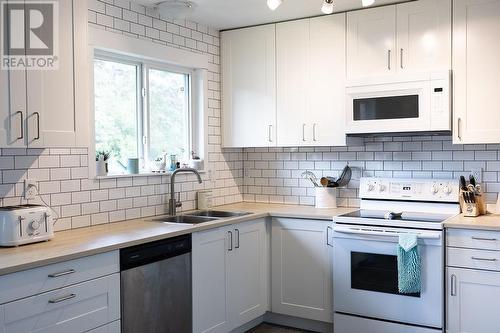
xmin=345 ymin=80 xmax=431 ymax=134
xmin=333 ymin=224 xmax=443 ymax=329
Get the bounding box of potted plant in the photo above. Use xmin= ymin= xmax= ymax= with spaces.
xmin=95 ymin=151 xmax=110 ymax=176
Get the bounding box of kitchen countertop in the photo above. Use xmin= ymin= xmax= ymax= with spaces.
xmin=443 ymin=213 xmax=500 ymax=231
xmin=0 ymin=203 xmax=355 ymax=276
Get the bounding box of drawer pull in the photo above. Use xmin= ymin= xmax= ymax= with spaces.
xmin=48 ymin=269 xmax=76 ymax=278
xmin=471 ymin=237 xmax=497 ymax=241
xmin=450 ymin=274 xmax=457 ymax=296
xmin=471 ymin=257 xmax=498 ymax=262
xmin=48 ymin=293 xmax=76 ymax=304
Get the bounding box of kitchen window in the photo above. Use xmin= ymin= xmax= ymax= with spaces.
xmin=93 ymin=53 xmax=192 ymax=175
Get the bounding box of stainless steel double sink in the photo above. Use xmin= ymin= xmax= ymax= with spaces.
xmin=150 ymin=210 xmax=252 ymax=225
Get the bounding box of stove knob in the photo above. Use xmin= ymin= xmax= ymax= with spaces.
xmin=29 ymin=220 xmax=40 ymax=230
xmin=443 ymin=185 xmax=452 ymax=194
xmin=431 ymin=184 xmax=439 ymax=194
xmin=366 ymin=183 xmax=375 ymax=192
xmin=377 ymin=184 xmax=386 ymax=192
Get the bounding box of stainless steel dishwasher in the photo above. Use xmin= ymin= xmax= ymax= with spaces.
xmin=120 ymin=234 xmax=192 ymax=333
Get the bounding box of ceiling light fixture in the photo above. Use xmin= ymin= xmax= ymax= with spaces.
xmin=155 ymin=1 xmax=195 ymax=19
xmin=321 ymin=0 xmax=334 ymax=14
xmin=362 ymin=0 xmax=375 ymax=7
xmin=267 ymin=0 xmax=283 ymax=11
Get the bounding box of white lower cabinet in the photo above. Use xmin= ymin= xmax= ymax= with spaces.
xmin=271 ymin=218 xmax=333 ymax=323
xmin=0 ymin=251 xmax=120 ymax=333
xmin=447 ymin=267 xmax=500 ymax=333
xmin=193 ymin=219 xmax=268 ymax=333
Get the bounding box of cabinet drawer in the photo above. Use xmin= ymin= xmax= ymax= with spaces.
xmin=0 ymin=251 xmax=119 ymax=304
xmin=87 ymin=320 xmax=120 ymax=333
xmin=447 ymin=229 xmax=500 ymax=250
xmin=0 ymin=273 xmax=120 ymax=333
xmin=448 ymin=247 xmax=500 ymax=271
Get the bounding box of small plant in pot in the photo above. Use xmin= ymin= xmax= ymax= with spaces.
xmin=95 ymin=151 xmax=110 ymax=176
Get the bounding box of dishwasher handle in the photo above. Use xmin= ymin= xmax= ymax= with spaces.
xmin=120 ymin=234 xmax=191 ymax=271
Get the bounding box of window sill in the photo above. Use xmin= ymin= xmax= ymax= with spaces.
xmin=94 ymin=170 xmax=207 ymax=180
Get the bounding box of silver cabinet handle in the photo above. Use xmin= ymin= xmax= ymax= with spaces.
xmin=387 ymin=50 xmax=391 ymax=70
xmin=457 ymin=117 xmax=462 ymax=141
xmin=400 ymin=48 xmax=404 ymax=69
xmin=228 ymin=231 xmax=233 ymax=251
xmin=48 ymin=269 xmax=76 ymax=278
xmin=49 ymin=293 xmax=76 ymax=304
xmin=471 ymin=257 xmax=498 ymax=262
xmin=34 ymin=112 xmax=40 ymax=140
xmin=450 ymin=274 xmax=457 ymax=296
xmin=313 ymin=123 xmax=317 ymax=142
xmin=235 ymin=229 xmax=240 ymax=249
xmin=268 ymin=125 xmax=273 ymax=143
xmin=15 ymin=111 xmax=23 ymax=140
xmin=471 ymin=236 xmax=497 ymax=241
xmin=302 ymin=124 xmax=306 ymax=142
xmin=326 ymin=226 xmax=333 ymax=247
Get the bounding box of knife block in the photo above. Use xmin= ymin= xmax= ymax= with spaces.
xmin=459 ymin=189 xmax=486 ymax=217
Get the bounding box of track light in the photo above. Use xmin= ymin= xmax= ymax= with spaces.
xmin=321 ymin=0 xmax=334 ymax=14
xmin=362 ymin=0 xmax=375 ymax=6
xmin=267 ymin=0 xmax=282 ymax=11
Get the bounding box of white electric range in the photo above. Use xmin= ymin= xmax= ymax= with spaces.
xmin=333 ymin=177 xmax=460 ymax=333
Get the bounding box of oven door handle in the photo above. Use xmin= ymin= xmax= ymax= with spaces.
xmin=333 ymin=225 xmax=441 ymax=240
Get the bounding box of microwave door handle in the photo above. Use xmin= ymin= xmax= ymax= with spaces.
xmin=333 ymin=226 xmax=441 ymax=240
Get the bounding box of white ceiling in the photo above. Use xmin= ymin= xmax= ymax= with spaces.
xmin=132 ymin=0 xmax=409 ymax=30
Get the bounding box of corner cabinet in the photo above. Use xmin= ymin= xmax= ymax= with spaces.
xmin=347 ymin=0 xmax=451 ymax=79
xmin=192 ymin=219 xmax=268 ymax=333
xmin=271 ymin=218 xmax=333 ymax=323
xmin=276 ymin=14 xmax=346 ymax=147
xmin=453 ymin=0 xmax=500 ymax=144
xmin=0 ymin=0 xmax=90 ymax=148
xmin=221 ymin=25 xmax=276 ymax=148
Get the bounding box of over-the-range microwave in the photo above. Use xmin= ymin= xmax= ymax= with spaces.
xmin=345 ymin=71 xmax=451 ymax=135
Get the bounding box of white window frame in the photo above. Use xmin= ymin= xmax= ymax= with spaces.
xmin=88 ymin=27 xmax=209 ymax=179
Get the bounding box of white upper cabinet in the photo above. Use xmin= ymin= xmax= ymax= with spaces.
xmin=347 ymin=6 xmax=397 ymax=78
xmin=277 ymin=14 xmax=346 ymax=147
xmin=453 ymin=0 xmax=500 ymax=144
xmin=276 ymin=19 xmax=310 ymax=147
xmin=347 ymin=0 xmax=451 ymax=79
xmin=309 ymin=15 xmax=346 ymax=147
xmin=221 ymin=25 xmax=276 ymax=148
xmin=396 ymin=0 xmax=452 ymax=73
xmin=0 ymin=0 xmax=89 ymax=148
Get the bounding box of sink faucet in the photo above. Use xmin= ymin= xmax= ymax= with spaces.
xmin=169 ymin=168 xmax=203 ymax=216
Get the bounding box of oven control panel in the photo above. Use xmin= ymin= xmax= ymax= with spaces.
xmin=360 ymin=177 xmax=460 ymax=202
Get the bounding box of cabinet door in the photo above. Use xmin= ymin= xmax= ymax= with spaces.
xmin=396 ymin=0 xmax=452 ymax=73
xmin=0 ymin=0 xmax=27 ymax=148
xmin=26 ymin=0 xmax=88 ymax=147
xmin=271 ymin=218 xmax=333 ymax=323
xmin=453 ymin=0 xmax=500 ymax=144
xmin=276 ymin=19 xmax=310 ymax=146
xmin=221 ymin=25 xmax=276 ymax=148
xmin=347 ymin=5 xmax=396 ymax=79
xmin=447 ymin=267 xmax=500 ymax=333
xmin=192 ymin=227 xmax=231 ymax=333
xmin=309 ymin=14 xmax=346 ymax=147
xmin=228 ymin=219 xmax=268 ymax=329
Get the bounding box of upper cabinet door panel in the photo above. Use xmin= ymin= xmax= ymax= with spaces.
xmin=309 ymin=14 xmax=346 ymax=147
xmin=347 ymin=5 xmax=396 ymax=79
xmin=453 ymin=0 xmax=500 ymax=144
xmin=26 ymin=0 xmax=76 ymax=147
xmin=276 ymin=19 xmax=310 ymax=146
xmin=221 ymin=25 xmax=276 ymax=148
xmin=396 ymin=0 xmax=452 ymax=72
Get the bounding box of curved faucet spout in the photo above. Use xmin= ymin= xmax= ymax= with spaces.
xmin=169 ymin=168 xmax=203 ymax=215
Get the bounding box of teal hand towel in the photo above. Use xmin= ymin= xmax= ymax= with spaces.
xmin=397 ymin=233 xmax=421 ymax=294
